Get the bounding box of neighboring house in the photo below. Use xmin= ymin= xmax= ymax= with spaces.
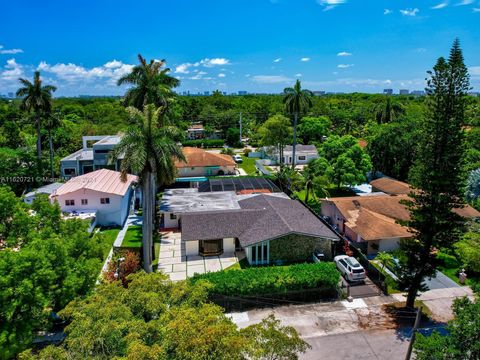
xmin=60 ymin=135 xmax=123 ymax=178
xmin=186 ymin=124 xmax=205 ymax=140
xmin=23 ymin=182 xmax=63 ymax=204
xmin=50 ymin=169 xmax=137 ymax=227
xmin=321 ymin=194 xmax=480 ymax=255
xmin=174 ymin=147 xmax=237 ymax=177
xmin=161 ymin=188 xmax=339 ymax=265
xmin=261 ymin=145 xmax=319 ymax=165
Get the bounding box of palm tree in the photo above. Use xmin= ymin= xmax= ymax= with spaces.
xmin=111 ymin=105 xmax=184 ymax=272
xmin=303 ymin=159 xmax=330 ymax=204
xmin=283 ymin=79 xmax=313 ymax=169
xmin=44 ymin=111 xmax=62 ymax=178
xmin=117 ymin=54 xmax=179 ymax=112
xmin=16 ymin=71 xmax=57 ymax=172
xmin=373 ymin=96 xmax=405 ymax=124
xmin=376 ymin=251 xmax=394 ymax=271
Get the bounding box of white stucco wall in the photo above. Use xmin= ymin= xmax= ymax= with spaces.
xmin=54 ymin=188 xmax=132 ymax=226
xmin=378 ymin=237 xmax=400 ymax=252
xmin=223 ymin=238 xmax=235 ymax=255
xmin=185 ymin=241 xmax=199 ymax=256
xmin=163 ymin=212 xmax=180 ymax=228
xmin=177 ymin=165 xmax=236 ymax=177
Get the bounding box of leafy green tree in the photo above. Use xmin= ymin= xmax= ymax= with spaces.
xmin=283 ymin=80 xmax=313 ymax=169
xmin=112 ymin=105 xmax=184 ymax=273
xmin=466 ymin=168 xmax=480 ymax=205
xmin=241 ymin=315 xmax=311 ymax=360
xmin=400 ymin=39 xmax=470 ymax=308
xmin=16 ymin=71 xmax=57 ymax=172
xmin=373 ymin=96 xmax=405 ymax=124
xmin=376 ymin=252 xmax=394 ymax=270
xmin=303 ymin=158 xmax=330 ymax=203
xmin=414 ymin=296 xmax=480 ymax=359
xmin=117 ymin=54 xmax=179 ymax=112
xmin=258 ymin=115 xmax=293 ymax=166
xmin=0 ymin=148 xmax=37 ymax=195
xmin=44 ymin=111 xmax=62 ymax=178
xmin=297 ymin=116 xmax=331 ymax=144
xmin=226 ymin=127 xmax=241 ymax=147
xmin=320 ymin=135 xmax=372 ymax=188
xmin=455 ymin=224 xmax=480 ymax=273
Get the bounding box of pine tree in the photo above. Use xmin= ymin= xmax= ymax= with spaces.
xmin=399 ymin=39 xmax=470 ymax=308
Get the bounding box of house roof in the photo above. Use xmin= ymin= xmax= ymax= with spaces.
xmin=181 ymin=194 xmax=339 ymax=247
xmin=61 ymin=148 xmax=94 ymax=162
xmin=52 ymin=169 xmax=137 ymax=197
xmin=174 ymin=147 xmax=236 ymax=168
xmin=160 ymin=188 xmax=240 ymax=213
xmin=370 ymin=177 xmax=411 ymax=195
xmin=24 ymin=182 xmax=63 ymax=198
xmin=322 ymin=194 xmax=480 ymax=241
xmin=282 ymin=145 xmax=318 ymax=154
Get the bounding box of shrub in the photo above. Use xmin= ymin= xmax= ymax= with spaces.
xmin=220 ymin=147 xmax=235 ymax=155
xmin=436 ymin=251 xmax=460 ymax=269
xmin=182 ymin=139 xmax=225 ymax=148
xmin=104 ymin=251 xmax=140 ymax=287
xmin=190 ymin=262 xmax=340 ymax=296
xmin=244 ymin=148 xmax=252 ymax=156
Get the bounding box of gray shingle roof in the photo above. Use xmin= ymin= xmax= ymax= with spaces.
xmin=181 ymin=194 xmax=338 ymax=246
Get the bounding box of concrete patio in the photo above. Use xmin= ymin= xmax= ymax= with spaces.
xmin=157 ymin=230 xmax=240 ymax=281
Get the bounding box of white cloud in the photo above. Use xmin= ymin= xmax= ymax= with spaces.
xmin=316 ymin=0 xmax=346 ymax=11
xmin=37 ymin=60 xmax=134 ymax=85
xmin=0 ymin=45 xmax=24 ymax=55
xmin=472 ymin=7 xmax=480 ymax=12
xmin=175 ymin=63 xmax=191 ymax=74
xmin=201 ymin=58 xmax=230 ymax=67
xmin=174 ymin=57 xmax=230 ymax=74
xmin=218 ymin=73 xmax=226 ymax=78
xmin=337 ymin=51 xmax=352 ymax=57
xmin=383 ymin=9 xmax=392 ymax=15
xmin=337 ymin=64 xmax=354 ymax=68
xmin=431 ymin=2 xmax=448 ymax=9
xmin=273 ymin=58 xmax=282 ymax=63
xmin=295 ymin=73 xmax=303 ymax=77
xmin=400 ymin=8 xmax=419 ymax=16
xmin=1 ymin=58 xmax=24 ymax=80
xmin=469 ymin=66 xmax=480 ymax=76
xmin=252 ymin=75 xmax=293 ymax=84
xmin=456 ymin=0 xmax=473 ymax=5
xmin=300 ymin=57 xmax=311 ymax=62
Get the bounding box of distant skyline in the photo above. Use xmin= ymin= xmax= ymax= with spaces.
xmin=1 ymin=0 xmax=479 ymax=96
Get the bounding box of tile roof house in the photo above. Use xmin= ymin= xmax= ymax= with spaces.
xmin=51 ymin=169 xmax=138 ymax=227
xmin=370 ymin=177 xmax=412 ymax=195
xmin=161 ymin=188 xmax=339 ymax=265
xmin=174 ymin=147 xmax=237 ymax=177
xmin=321 ymin=194 xmax=480 ymax=254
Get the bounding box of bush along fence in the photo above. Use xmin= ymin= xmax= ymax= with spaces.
xmin=190 ymin=262 xmax=341 ymax=311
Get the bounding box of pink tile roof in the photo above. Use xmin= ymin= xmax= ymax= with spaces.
xmin=53 ymin=169 xmax=138 ymax=197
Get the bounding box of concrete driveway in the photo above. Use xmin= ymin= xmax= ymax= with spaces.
xmin=157 ymin=230 xmax=239 ymax=281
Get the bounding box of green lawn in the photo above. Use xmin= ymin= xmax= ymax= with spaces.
xmin=152 ymin=233 xmax=162 ymax=271
xmin=239 ymin=156 xmax=257 ymax=175
xmin=121 ymin=225 xmax=143 ymax=248
xmin=295 ymin=190 xmax=322 ymax=213
xmin=95 ymin=227 xmax=121 ymax=259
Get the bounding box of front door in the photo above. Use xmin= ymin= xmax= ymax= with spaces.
xmin=199 ymin=239 xmax=223 ymax=256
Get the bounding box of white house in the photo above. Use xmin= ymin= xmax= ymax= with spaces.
xmin=174 ymin=147 xmax=237 ymax=177
xmin=24 ymin=182 xmax=63 ymax=204
xmin=50 ymin=169 xmax=138 ymax=227
xmin=261 ymin=145 xmax=319 ymax=165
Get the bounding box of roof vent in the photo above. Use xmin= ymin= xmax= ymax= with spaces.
xmin=352 ymin=200 xmax=361 ymax=208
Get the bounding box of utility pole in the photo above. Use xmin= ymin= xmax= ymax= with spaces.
xmin=405 ymin=306 xmax=422 ymax=360
xmin=239 ymin=112 xmax=243 ymax=144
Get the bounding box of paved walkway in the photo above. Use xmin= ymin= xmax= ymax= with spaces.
xmin=157 ymin=230 xmax=239 ymax=281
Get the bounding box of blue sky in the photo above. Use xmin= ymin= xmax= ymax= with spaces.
xmin=1 ymin=0 xmax=479 ymax=96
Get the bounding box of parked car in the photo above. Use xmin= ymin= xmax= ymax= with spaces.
xmin=232 ymin=154 xmax=243 ymax=163
xmin=334 ymin=255 xmax=366 ymax=282
xmin=312 ymin=251 xmax=325 ymax=263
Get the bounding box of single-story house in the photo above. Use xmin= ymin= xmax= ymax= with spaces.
xmin=174 ymin=147 xmax=237 ymax=177
xmin=23 ymin=182 xmax=63 ymax=204
xmin=187 ymin=124 xmax=206 ymax=140
xmin=321 ymin=194 xmax=480 ymax=254
xmin=161 ymin=188 xmax=339 ymax=265
xmin=50 ymin=168 xmax=137 ymax=227
xmin=261 ymin=145 xmax=319 ymax=165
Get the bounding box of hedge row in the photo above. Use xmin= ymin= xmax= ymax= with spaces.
xmin=182 ymin=139 xmax=225 ymax=148
xmin=190 ymin=262 xmax=340 ymax=296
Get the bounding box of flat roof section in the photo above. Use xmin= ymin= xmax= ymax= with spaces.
xmin=160 ymin=188 xmax=241 ymax=213
xmin=198 ymin=177 xmax=281 ymax=193
xmin=61 ymin=149 xmax=94 ymax=162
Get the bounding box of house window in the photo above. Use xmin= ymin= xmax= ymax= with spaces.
xmin=298 ymin=156 xmax=306 ymax=161
xmin=100 ymin=198 xmax=110 ymax=204
xmin=191 ymin=167 xmax=195 ymax=170
xmin=65 ymin=199 xmax=75 ymax=206
xmin=64 ymin=168 xmax=76 ymax=176
xmin=94 ymin=149 xmax=110 ymax=154
xmin=170 ymin=213 xmax=177 ymax=220
xmin=81 ymin=199 xmax=88 ymax=205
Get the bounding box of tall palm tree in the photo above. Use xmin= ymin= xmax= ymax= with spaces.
xmin=373 ymin=96 xmax=405 ymax=124
xmin=16 ymin=71 xmax=57 ymax=172
xmin=117 ymin=54 xmax=179 ymax=112
xmin=303 ymin=159 xmax=330 ymax=203
xmin=111 ymin=105 xmax=184 ymax=272
xmin=283 ymin=79 xmax=313 ymax=169
xmin=44 ymin=111 xmax=62 ymax=178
